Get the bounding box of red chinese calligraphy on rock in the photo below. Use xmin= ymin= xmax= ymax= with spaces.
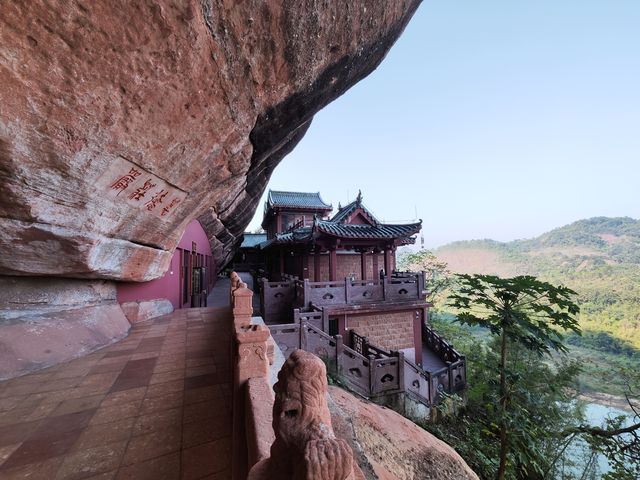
xmin=110 ymin=168 xmax=142 ymax=195
xmin=160 ymin=197 xmax=181 ymax=217
xmin=144 ymin=189 xmax=169 ymax=211
xmin=128 ymin=179 xmax=157 ymax=201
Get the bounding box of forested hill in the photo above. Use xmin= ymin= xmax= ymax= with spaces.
xmin=435 ymin=217 xmax=640 ymax=350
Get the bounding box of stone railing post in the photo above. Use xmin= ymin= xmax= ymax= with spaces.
xmin=303 ymin=279 xmax=310 ymax=307
xmin=232 ymin=281 xmax=270 ymax=480
xmin=344 ymin=277 xmax=350 ymax=304
xmin=233 ymin=284 xmax=253 ymax=328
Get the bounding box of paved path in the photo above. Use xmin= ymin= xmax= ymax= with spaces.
xmin=420 ymin=345 xmax=447 ymax=373
xmin=0 ymin=292 xmax=233 ymax=479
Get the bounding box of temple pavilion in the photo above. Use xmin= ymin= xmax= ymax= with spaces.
xmin=257 ymin=190 xmax=422 ymax=281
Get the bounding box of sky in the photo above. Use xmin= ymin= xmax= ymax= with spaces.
xmin=247 ymin=1 xmax=640 ymax=248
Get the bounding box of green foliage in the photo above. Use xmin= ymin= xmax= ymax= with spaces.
xmin=435 ymin=216 xmax=640 ymax=363
xmin=449 ymin=274 xmax=581 ymax=355
xmin=397 ymin=249 xmax=452 ymax=303
xmin=447 ymin=274 xmax=581 ymax=480
xmin=424 ymin=317 xmax=640 ymax=480
xmin=424 ymin=319 xmax=586 ymax=479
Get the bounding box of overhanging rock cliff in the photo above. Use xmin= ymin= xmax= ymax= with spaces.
xmin=0 ymin=1 xmax=422 ymax=378
xmin=1 ymin=0 xmax=421 ymax=281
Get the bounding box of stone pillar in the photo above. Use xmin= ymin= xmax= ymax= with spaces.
xmin=360 ymin=251 xmax=367 ymax=280
xmin=301 ymin=252 xmax=309 ymax=280
xmin=314 ymin=251 xmax=321 ymax=282
xmin=329 ymin=248 xmax=337 ymax=281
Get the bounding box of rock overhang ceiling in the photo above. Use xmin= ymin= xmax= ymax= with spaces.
xmin=0 ymin=0 xmax=422 ymax=282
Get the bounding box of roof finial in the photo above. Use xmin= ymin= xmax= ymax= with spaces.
xmin=356 ymin=189 xmax=362 ymax=205
xmin=338 ymin=201 xmax=342 ymax=210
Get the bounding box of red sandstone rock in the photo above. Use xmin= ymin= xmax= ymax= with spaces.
xmin=120 ymin=298 xmax=173 ymax=324
xmin=249 ymin=350 xmax=360 ymax=480
xmin=0 ymin=0 xmax=421 ymax=282
xmin=328 ymin=386 xmax=480 ymax=480
xmin=0 ymin=277 xmax=131 ymax=378
xmin=0 ymin=1 xmax=421 ymax=379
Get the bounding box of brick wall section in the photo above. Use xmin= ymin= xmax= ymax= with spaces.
xmin=346 ymin=310 xmax=415 ymax=351
xmin=307 ymin=253 xmax=386 ymax=281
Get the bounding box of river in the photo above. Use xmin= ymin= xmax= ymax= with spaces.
xmin=569 ymin=401 xmax=635 ymax=477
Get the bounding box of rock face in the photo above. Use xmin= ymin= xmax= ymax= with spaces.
xmin=0 ymin=1 xmax=421 ymax=379
xmin=329 ymin=386 xmax=479 ymax=480
xmin=0 ymin=277 xmax=130 ymax=379
xmin=120 ymin=298 xmax=173 ymax=324
xmin=0 ymin=0 xmax=421 ymax=282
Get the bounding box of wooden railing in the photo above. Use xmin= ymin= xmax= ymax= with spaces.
xmin=303 ymin=273 xmax=425 ymax=307
xmin=260 ymin=273 xmax=426 ymax=323
xmin=422 ymin=323 xmax=467 ymax=395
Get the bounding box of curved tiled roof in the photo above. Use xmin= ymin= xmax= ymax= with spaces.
xmin=315 ymin=219 xmax=421 ymax=240
xmin=259 ymin=227 xmax=313 ymax=248
xmin=330 ymin=199 xmax=378 ymax=225
xmin=267 ymin=190 xmax=332 ymax=210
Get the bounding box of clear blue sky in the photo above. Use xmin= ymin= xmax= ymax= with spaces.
xmin=247 ymin=1 xmax=640 ymax=248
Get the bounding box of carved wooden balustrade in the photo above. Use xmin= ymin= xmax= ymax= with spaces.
xmin=260 ymin=272 xmax=426 ymax=323
xmin=422 ymin=323 xmax=467 ymax=395
xmin=269 ymin=316 xmax=409 ymax=402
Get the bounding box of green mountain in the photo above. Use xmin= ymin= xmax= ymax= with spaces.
xmin=436 ymin=217 xmax=640 ymax=353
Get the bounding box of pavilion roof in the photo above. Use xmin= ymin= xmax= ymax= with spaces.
xmin=259 ymin=227 xmax=313 ymax=249
xmin=314 ymin=219 xmax=421 ymax=240
xmin=267 ymin=190 xmax=332 ymax=210
xmin=331 ymin=200 xmax=378 ymax=225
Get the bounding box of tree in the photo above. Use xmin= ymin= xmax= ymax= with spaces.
xmin=397 ymin=249 xmax=451 ymax=303
xmin=449 ymin=274 xmax=581 ymax=480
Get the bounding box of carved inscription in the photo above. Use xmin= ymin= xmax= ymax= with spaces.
xmin=103 ymin=157 xmax=187 ymax=219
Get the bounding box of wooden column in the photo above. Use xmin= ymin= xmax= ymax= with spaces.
xmin=301 ymin=252 xmax=309 ymax=280
xmin=329 ymin=248 xmax=337 ymax=281
xmin=314 ymin=251 xmax=321 ymax=282
xmin=278 ymin=250 xmax=284 ymax=280
xmin=383 ymin=248 xmax=392 ymax=277
xmin=372 ymin=250 xmax=379 ymax=279
xmin=360 ymin=251 xmax=367 ymax=280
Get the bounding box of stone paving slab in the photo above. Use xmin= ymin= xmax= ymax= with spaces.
xmin=0 ymin=306 xmax=233 ymax=480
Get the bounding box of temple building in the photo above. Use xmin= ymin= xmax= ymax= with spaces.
xmin=258 ymin=190 xmax=422 ymax=282
xmin=234 ymin=190 xmax=466 ymax=404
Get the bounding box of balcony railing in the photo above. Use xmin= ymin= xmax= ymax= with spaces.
xmin=268 ymin=312 xmax=466 ymax=408
xmin=261 ymin=272 xmax=426 ymax=322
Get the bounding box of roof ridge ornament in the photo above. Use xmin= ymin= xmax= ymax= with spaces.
xmin=356 ymin=189 xmax=362 ymax=205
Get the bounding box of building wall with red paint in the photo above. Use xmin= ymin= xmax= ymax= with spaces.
xmin=117 ymin=219 xmax=215 ymax=309
xmin=306 ymin=252 xmax=388 ymax=281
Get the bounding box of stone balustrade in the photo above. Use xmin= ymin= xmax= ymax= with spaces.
xmin=229 ymin=272 xmax=360 ymax=480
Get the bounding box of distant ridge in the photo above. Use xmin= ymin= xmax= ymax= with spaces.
xmin=435 ymin=216 xmax=640 ymax=347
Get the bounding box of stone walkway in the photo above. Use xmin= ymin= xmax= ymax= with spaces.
xmin=0 ymin=303 xmax=233 ymax=479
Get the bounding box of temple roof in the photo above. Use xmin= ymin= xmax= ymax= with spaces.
xmin=260 ymin=219 xmax=421 ymax=248
xmin=330 ymin=191 xmax=379 ymax=225
xmin=267 ymin=190 xmax=332 ymax=210
xmin=259 ymin=227 xmax=313 ymax=248
xmin=315 ymin=219 xmax=421 ymax=240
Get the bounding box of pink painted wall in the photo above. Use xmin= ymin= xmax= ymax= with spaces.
xmin=117 ymin=219 xmax=215 ymax=309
